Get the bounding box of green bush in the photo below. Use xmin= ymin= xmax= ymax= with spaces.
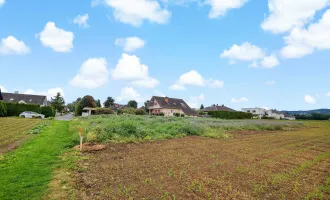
xmin=121 ymin=107 xmax=137 ymax=115
xmin=6 ymin=102 xmax=41 ymax=116
xmin=135 ymin=109 xmax=146 ymax=115
xmin=41 ymin=106 xmax=55 ymax=118
xmin=159 ymin=112 xmax=165 ymax=116
xmin=207 ymin=111 xmax=252 ymax=119
xmin=174 ymin=113 xmax=180 ymax=117
xmin=181 ymin=114 xmax=185 ymax=117
xmin=0 ymin=100 xmax=7 ymax=117
xmin=95 ymin=108 xmax=114 ymax=115
xmin=261 ymin=116 xmax=276 ymax=120
xmin=117 ymin=109 xmax=123 ymax=115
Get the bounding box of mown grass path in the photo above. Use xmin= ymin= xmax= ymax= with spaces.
xmin=0 ymin=121 xmax=74 ymax=200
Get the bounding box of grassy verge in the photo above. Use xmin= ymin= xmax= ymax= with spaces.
xmin=0 ymin=121 xmax=76 ymax=200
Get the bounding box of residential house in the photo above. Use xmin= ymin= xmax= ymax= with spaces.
xmin=110 ymin=103 xmax=128 ymax=111
xmin=148 ymin=96 xmax=197 ymax=117
xmin=201 ymin=104 xmax=236 ymax=112
xmin=267 ymin=109 xmax=285 ymax=119
xmin=242 ymin=108 xmax=285 ymax=119
xmin=284 ymin=113 xmax=296 ymax=120
xmin=2 ymin=91 xmax=48 ymax=106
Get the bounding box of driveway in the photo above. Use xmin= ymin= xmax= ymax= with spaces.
xmin=56 ymin=113 xmax=74 ymax=121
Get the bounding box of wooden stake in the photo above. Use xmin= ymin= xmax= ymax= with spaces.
xmin=79 ymin=128 xmax=83 ymax=151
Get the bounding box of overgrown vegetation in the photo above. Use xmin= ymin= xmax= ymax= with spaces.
xmin=205 ymin=111 xmax=253 ymax=119
xmin=71 ymin=115 xmax=301 ymax=143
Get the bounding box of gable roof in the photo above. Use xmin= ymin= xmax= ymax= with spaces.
xmin=148 ymin=96 xmax=197 ymax=116
xmin=110 ymin=103 xmax=127 ymax=111
xmin=2 ymin=92 xmax=47 ymax=105
xmin=201 ymin=105 xmax=236 ymax=112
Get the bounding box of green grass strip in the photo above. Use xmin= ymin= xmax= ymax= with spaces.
xmin=0 ymin=121 xmax=75 ymax=200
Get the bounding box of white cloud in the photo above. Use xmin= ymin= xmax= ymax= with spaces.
xmin=304 ymin=95 xmax=316 ymax=104
xmin=169 ymin=83 xmax=186 ymax=90
xmin=117 ymin=87 xmax=141 ymax=102
xmin=104 ymin=0 xmax=171 ymax=27
xmin=188 ymin=93 xmax=205 ymax=109
xmin=112 ymin=54 xmax=159 ymax=88
xmin=38 ymin=22 xmax=74 ymax=52
xmin=170 ymin=70 xmax=224 ymax=90
xmin=0 ymin=0 xmax=5 ymax=7
xmin=261 ymin=54 xmax=280 ymax=68
xmin=281 ymin=10 xmax=330 ymax=59
xmin=265 ymin=80 xmax=276 ymax=85
xmin=0 ymin=36 xmax=30 ymax=55
xmin=70 ymin=58 xmax=109 ymax=89
xmin=248 ymin=61 xmax=259 ymax=68
xmin=132 ymin=77 xmax=160 ymax=88
xmin=24 ymin=87 xmax=65 ymax=100
xmin=154 ymin=90 xmax=165 ymax=97
xmin=207 ymin=79 xmax=224 ymax=88
xmin=205 ymin=0 xmax=249 ymax=19
xmin=231 ymin=97 xmax=248 ymax=103
xmin=261 ymin=0 xmax=329 ymax=34
xmin=221 ymin=42 xmax=265 ymax=61
xmin=112 ymin=54 xmax=148 ymax=81
xmin=73 ymin=14 xmax=89 ymax=28
xmin=0 ymin=85 xmax=7 ymax=92
xmin=115 ymin=37 xmax=145 ymax=52
xmin=326 ymin=92 xmax=330 ymax=96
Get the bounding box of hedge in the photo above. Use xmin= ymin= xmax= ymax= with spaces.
xmin=207 ymin=111 xmax=252 ymax=119
xmin=6 ymin=102 xmax=41 ymax=116
xmin=0 ymin=101 xmax=7 ymax=117
xmin=135 ymin=109 xmax=146 ymax=115
xmin=41 ymin=106 xmax=56 ymax=118
xmin=95 ymin=108 xmax=114 ymax=115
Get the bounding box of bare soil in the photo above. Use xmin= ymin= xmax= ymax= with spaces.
xmin=73 ymin=124 xmax=330 ymax=200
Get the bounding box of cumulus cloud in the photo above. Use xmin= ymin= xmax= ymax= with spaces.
xmin=188 ymin=93 xmax=205 ymax=109
xmin=112 ymin=54 xmax=159 ymax=88
xmin=265 ymin=80 xmax=276 ymax=85
xmin=154 ymin=90 xmax=166 ymax=97
xmin=326 ymin=92 xmax=330 ymax=96
xmin=24 ymin=87 xmax=65 ymax=100
xmin=304 ymin=95 xmax=316 ymax=104
xmin=117 ymin=87 xmax=141 ymax=102
xmin=0 ymin=0 xmax=5 ymax=7
xmin=221 ymin=42 xmax=265 ymax=61
xmin=104 ymin=0 xmax=171 ymax=27
xmin=261 ymin=54 xmax=280 ymax=68
xmin=73 ymin=14 xmax=89 ymax=28
xmin=205 ymin=0 xmax=249 ymax=18
xmin=231 ymin=97 xmax=248 ymax=103
xmin=37 ymin=22 xmax=74 ymax=52
xmin=248 ymin=61 xmax=259 ymax=68
xmin=169 ymin=70 xmax=224 ymax=90
xmin=0 ymin=36 xmax=30 ymax=55
xmin=261 ymin=0 xmax=329 ymax=34
xmin=0 ymin=85 xmax=7 ymax=92
xmin=70 ymin=58 xmax=109 ymax=89
xmin=115 ymin=37 xmax=145 ymax=52
xmin=281 ymin=10 xmax=330 ymax=59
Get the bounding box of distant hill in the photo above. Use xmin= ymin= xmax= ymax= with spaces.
xmin=281 ymin=109 xmax=330 ymax=115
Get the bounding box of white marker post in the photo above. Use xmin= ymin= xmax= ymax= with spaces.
xmin=79 ymin=128 xmax=83 ymax=151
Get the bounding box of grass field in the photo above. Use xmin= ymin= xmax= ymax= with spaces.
xmin=71 ymin=118 xmax=330 ymax=200
xmin=0 ymin=120 xmax=76 ymax=200
xmin=0 ymin=118 xmax=41 ymax=154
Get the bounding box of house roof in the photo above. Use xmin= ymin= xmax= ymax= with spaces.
xmin=2 ymin=92 xmax=46 ymax=105
xmin=110 ymin=103 xmax=127 ymax=111
xmin=270 ymin=109 xmax=283 ymax=114
xmin=201 ymin=105 xmax=236 ymax=112
xmin=148 ymin=96 xmax=198 ymax=116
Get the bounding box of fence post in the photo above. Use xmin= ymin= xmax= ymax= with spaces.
xmin=79 ymin=128 xmax=83 ymax=151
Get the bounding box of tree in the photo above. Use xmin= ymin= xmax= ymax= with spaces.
xmin=96 ymin=99 xmax=101 ymax=107
xmin=50 ymin=92 xmax=65 ymax=112
xmin=200 ymin=104 xmax=204 ymax=110
xmin=75 ymin=95 xmax=97 ymax=116
xmin=127 ymin=100 xmax=138 ymax=109
xmin=104 ymin=97 xmax=115 ymax=108
xmin=144 ymin=100 xmax=150 ymax=112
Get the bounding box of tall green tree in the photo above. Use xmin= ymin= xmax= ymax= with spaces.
xmin=75 ymin=95 xmax=97 ymax=116
xmin=127 ymin=100 xmax=138 ymax=109
xmin=144 ymin=100 xmax=150 ymax=112
xmin=96 ymin=99 xmax=101 ymax=107
xmin=50 ymin=92 xmax=65 ymax=112
xmin=200 ymin=104 xmax=204 ymax=110
xmin=104 ymin=97 xmax=115 ymax=108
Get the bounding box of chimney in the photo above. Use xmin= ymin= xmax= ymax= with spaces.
xmin=164 ymin=97 xmax=169 ymax=103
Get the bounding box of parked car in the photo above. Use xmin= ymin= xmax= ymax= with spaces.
xmin=19 ymin=111 xmax=45 ymax=119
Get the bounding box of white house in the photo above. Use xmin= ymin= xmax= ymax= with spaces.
xmin=242 ymin=108 xmax=285 ymax=119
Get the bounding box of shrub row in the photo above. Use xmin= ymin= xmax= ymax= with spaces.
xmin=6 ymin=102 xmax=41 ymax=116
xmin=95 ymin=108 xmax=114 ymax=115
xmin=117 ymin=108 xmax=147 ymax=115
xmin=0 ymin=101 xmax=7 ymax=117
xmin=207 ymin=111 xmax=252 ymax=119
xmin=41 ymin=106 xmax=56 ymax=118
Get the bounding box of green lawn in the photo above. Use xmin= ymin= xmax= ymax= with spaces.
xmin=0 ymin=121 xmax=75 ymax=200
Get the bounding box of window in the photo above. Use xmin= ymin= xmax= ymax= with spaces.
xmin=253 ymin=110 xmax=256 ymax=113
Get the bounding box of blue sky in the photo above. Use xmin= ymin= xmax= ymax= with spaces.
xmin=0 ymin=0 xmax=329 ymax=110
